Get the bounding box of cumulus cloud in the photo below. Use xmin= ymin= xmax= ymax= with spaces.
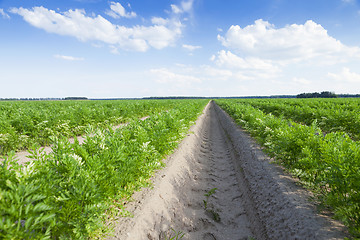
xmin=182 ymin=44 xmax=202 ymax=51
xmin=214 ymin=50 xmax=278 ymax=70
xmin=218 ymin=19 xmax=360 ymax=64
xmin=211 ymin=50 xmax=281 ymax=80
xmin=151 ymin=17 xmax=169 ymax=25
xmin=328 ymin=67 xmax=360 ymax=82
xmin=54 ymin=54 xmax=84 ymax=61
xmin=10 ymin=5 xmax=183 ymax=52
xmin=0 ymin=8 xmax=10 ymax=19
xmin=105 ymin=2 xmax=136 ymax=19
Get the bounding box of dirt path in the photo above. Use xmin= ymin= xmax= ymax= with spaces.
xmin=108 ymin=101 xmax=347 ymax=240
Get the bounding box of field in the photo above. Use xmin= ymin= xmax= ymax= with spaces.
xmin=223 ymin=98 xmax=360 ymax=140
xmin=0 ymin=98 xmax=358 ymax=239
xmin=216 ymin=98 xmax=360 ymax=237
xmin=0 ymin=100 xmax=190 ymax=155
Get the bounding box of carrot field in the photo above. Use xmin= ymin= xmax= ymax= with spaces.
xmin=216 ymin=98 xmax=360 ymax=237
xmin=0 ymin=100 xmax=192 ymax=155
xmin=1 ymin=98 xmax=359 ymax=238
xmin=0 ymin=99 xmax=208 ymax=239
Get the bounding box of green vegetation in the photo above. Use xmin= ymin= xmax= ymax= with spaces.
xmin=216 ymin=99 xmax=360 ymax=237
xmin=0 ymin=99 xmax=208 ymax=239
xmin=0 ymin=99 xmax=191 ymax=155
xmin=203 ymin=188 xmax=220 ymax=222
xmin=163 ymin=228 xmax=185 ymax=240
xmin=297 ymin=91 xmax=337 ymax=98
xmin=227 ymin=98 xmax=360 ymax=140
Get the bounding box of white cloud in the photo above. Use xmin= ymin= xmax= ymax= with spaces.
xmin=328 ymin=67 xmax=360 ymax=82
xmin=218 ymin=19 xmax=360 ymax=64
xmin=171 ymin=4 xmax=182 ymax=14
xmin=0 ymin=8 xmax=10 ymax=19
xmin=151 ymin=17 xmax=169 ymax=25
xmin=10 ymin=6 xmax=183 ymax=52
xmin=149 ymin=63 xmax=236 ymax=87
xmin=181 ymin=0 xmax=194 ymax=13
xmin=182 ymin=44 xmax=202 ymax=51
xmin=171 ymin=0 xmax=194 ymax=14
xmin=208 ymin=19 xmax=360 ymax=94
xmin=214 ymin=50 xmax=278 ymax=70
xmin=292 ymin=77 xmax=311 ymax=85
xmin=212 ymin=50 xmax=281 ymax=80
xmin=54 ymin=54 xmax=84 ymax=61
xmin=106 ymin=2 xmax=136 ymax=19
xmin=201 ymin=65 xmax=233 ymax=81
xmin=150 ymin=68 xmax=201 ymax=85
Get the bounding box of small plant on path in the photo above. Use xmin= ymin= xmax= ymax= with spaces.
xmin=203 ymin=188 xmax=221 ymax=222
xmin=163 ymin=228 xmax=185 ymax=240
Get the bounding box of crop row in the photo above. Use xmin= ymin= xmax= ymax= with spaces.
xmin=0 ymin=100 xmax=188 ymax=155
xmin=0 ymin=100 xmax=208 ymax=239
xmin=228 ymin=98 xmax=360 ymax=140
xmin=216 ymin=99 xmax=360 ymax=237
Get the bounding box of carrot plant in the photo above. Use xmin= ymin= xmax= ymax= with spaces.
xmin=0 ymin=99 xmax=208 ymax=239
xmin=228 ymin=98 xmax=360 ymax=140
xmin=0 ymin=99 xmax=199 ymax=155
xmin=216 ymin=99 xmax=360 ymax=237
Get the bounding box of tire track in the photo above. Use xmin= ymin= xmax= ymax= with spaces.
xmin=109 ymin=101 xmax=347 ymax=240
xmin=188 ymin=103 xmax=256 ymax=239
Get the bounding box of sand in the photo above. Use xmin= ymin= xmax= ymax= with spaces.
xmin=108 ymin=101 xmax=348 ymax=240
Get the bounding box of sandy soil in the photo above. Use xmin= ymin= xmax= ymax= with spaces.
xmin=108 ymin=101 xmax=348 ymax=240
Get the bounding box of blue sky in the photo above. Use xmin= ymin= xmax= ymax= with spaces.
xmin=1 ymin=0 xmax=360 ymax=98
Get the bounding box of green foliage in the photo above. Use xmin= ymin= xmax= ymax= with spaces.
xmin=216 ymin=99 xmax=360 ymax=237
xmin=0 ymin=153 xmax=54 ymax=239
xmin=163 ymin=228 xmax=185 ymax=240
xmin=228 ymin=98 xmax=360 ymax=140
xmin=203 ymin=188 xmax=220 ymax=222
xmin=0 ymin=99 xmax=208 ymax=239
xmin=0 ymin=99 xmax=195 ymax=155
xmin=204 ymin=188 xmax=217 ymax=198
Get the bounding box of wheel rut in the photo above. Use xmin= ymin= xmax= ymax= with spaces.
xmin=109 ymin=101 xmax=347 ymax=240
xmin=185 ymin=102 xmax=256 ymax=239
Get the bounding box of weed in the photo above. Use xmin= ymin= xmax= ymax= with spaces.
xmin=208 ymin=209 xmax=221 ymax=222
xmin=204 ymin=187 xmax=217 ymax=198
xmin=203 ymin=188 xmax=221 ymax=222
xmin=163 ymin=228 xmax=185 ymax=240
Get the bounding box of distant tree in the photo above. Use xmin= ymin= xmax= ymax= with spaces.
xmin=297 ymin=91 xmax=337 ymax=98
xmin=64 ymin=97 xmax=88 ymax=100
xmin=337 ymin=94 xmax=360 ymax=98
xmin=320 ymin=91 xmax=337 ymax=98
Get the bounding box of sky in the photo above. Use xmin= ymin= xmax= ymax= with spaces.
xmin=1 ymin=0 xmax=360 ymax=98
